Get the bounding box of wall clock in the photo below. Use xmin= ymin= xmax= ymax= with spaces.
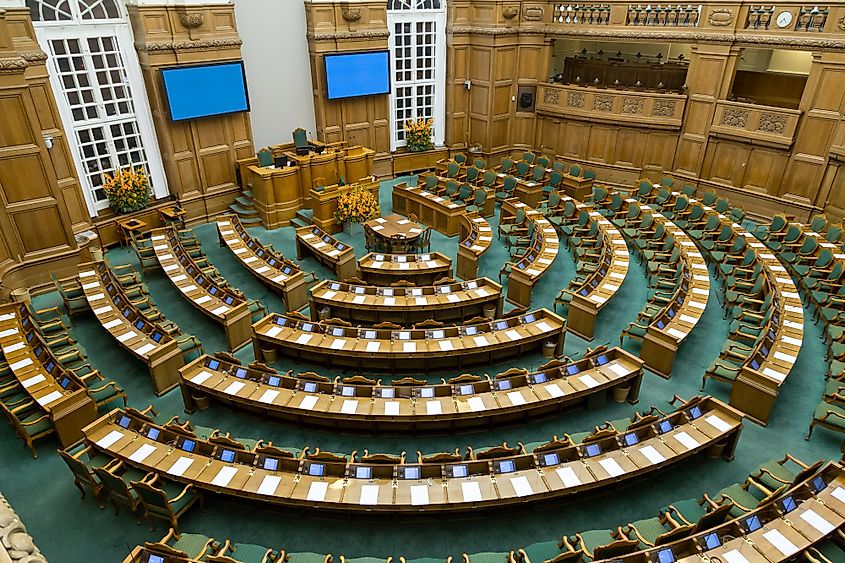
xmin=776 ymin=10 xmax=793 ymax=28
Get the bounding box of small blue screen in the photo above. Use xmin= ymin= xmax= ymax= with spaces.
xmin=162 ymin=62 xmax=249 ymax=121
xmin=325 ymin=52 xmax=390 ymax=100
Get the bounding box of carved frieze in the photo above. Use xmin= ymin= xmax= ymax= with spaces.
xmin=594 ymin=94 xmax=613 ymax=112
xmin=178 ymin=12 xmax=204 ymax=28
xmin=721 ymin=108 xmax=749 ymax=128
xmin=567 ymin=92 xmax=585 ymax=108
xmin=652 ymin=100 xmax=677 ymax=117
xmin=622 ymin=97 xmax=644 ymax=114
xmin=758 ymin=112 xmax=787 ymax=134
xmin=137 ymin=38 xmax=243 ymax=52
xmin=708 ymin=9 xmax=734 ymax=26
xmin=523 ymin=5 xmax=544 ymax=21
xmin=544 ymin=88 xmax=561 ymax=104
xmin=342 ymin=8 xmax=362 ymax=22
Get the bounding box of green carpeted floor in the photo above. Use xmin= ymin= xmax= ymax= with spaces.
xmin=0 ymin=177 xmax=841 ymax=562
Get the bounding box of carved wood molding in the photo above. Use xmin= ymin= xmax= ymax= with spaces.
xmin=177 ymin=12 xmax=204 ymax=28
xmin=308 ymin=30 xmax=391 ymax=40
xmin=0 ymin=56 xmax=27 ymax=74
xmin=448 ymin=25 xmax=845 ymax=50
xmin=135 ymin=38 xmax=243 ymax=53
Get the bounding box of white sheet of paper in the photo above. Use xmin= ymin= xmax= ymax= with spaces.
xmin=507 ymin=391 xmax=526 ymax=405
xmin=535 ymin=321 xmax=553 ymax=332
xmin=410 ymin=485 xmax=429 ymax=506
xmin=299 ymin=395 xmax=318 ymax=410
xmin=96 ymin=430 xmax=124 ymax=449
xmin=384 ymin=401 xmax=400 ymax=416
xmin=799 ymin=509 xmax=835 ymax=534
xmin=264 ymin=326 xmax=282 ymax=339
xmin=129 ymin=443 xmax=157 ymax=463
xmin=556 ymin=466 xmax=581 ymax=487
xmin=295 ymin=334 xmax=313 ymax=345
xmin=36 ymin=390 xmax=63 ymax=406
xmin=639 ymin=445 xmax=666 ymax=465
xmin=461 ymin=481 xmax=482 ymax=502
xmin=167 ymin=456 xmax=194 ymax=477
xmin=439 ymin=340 xmax=454 ymax=351
xmin=366 ymin=341 xmax=381 ymax=352
xmin=190 ymin=371 xmax=213 ymax=385
xmin=257 ymin=475 xmax=282 ymax=496
xmin=579 ymin=374 xmax=599 ymax=388
xmin=92 ymin=306 xmax=112 ymax=316
xmin=545 ymin=383 xmax=564 ymax=398
xmin=258 ymin=389 xmax=280 ymax=404
xmin=505 ymin=330 xmax=521 ymax=341
xmin=134 ymin=343 xmax=155 ymax=356
xmin=21 ymin=374 xmax=46 ymax=389
xmin=224 ymin=381 xmax=245 ymax=396
xmin=341 ymin=400 xmax=358 ymax=414
xmin=473 ymin=335 xmax=489 ymax=347
xmin=426 ymin=400 xmax=442 ymax=415
xmin=211 ymin=466 xmax=239 ymax=487
xmin=467 ymin=396 xmax=485 ymax=411
xmin=721 ymin=550 xmax=750 ymax=563
xmin=307 ymin=481 xmax=328 ymax=501
xmin=359 ymin=484 xmax=379 ymax=505
xmin=599 ymin=457 xmax=624 ymax=477
xmin=330 ymin=339 xmax=346 ymax=350
xmin=673 ymin=431 xmax=700 ymax=450
xmin=510 ymin=476 xmax=533 ymax=497
xmin=607 ymin=362 xmax=629 ymax=377
xmin=10 ymin=357 xmax=33 ymax=371
xmin=102 ymin=319 xmax=122 ymax=330
xmin=832 ymin=487 xmax=845 ymax=503
xmin=704 ymin=414 xmax=732 ymax=433
xmin=116 ymin=331 xmax=137 ymax=343
xmin=761 ymin=529 xmax=798 ymax=557
xmin=403 ymin=342 xmax=416 ymax=353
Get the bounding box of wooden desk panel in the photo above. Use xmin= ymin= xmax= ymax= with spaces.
xmin=500 ymin=200 xmax=560 ymax=307
xmin=309 ymin=277 xmax=503 ymax=325
xmin=217 ymin=216 xmax=308 ymax=311
xmin=358 ymin=252 xmax=453 ymax=286
xmin=295 ymin=225 xmax=358 ymax=281
xmin=457 ymin=213 xmax=493 ymax=280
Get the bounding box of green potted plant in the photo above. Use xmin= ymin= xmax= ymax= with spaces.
xmin=404 ymin=117 xmax=434 ymax=152
xmin=333 ymin=185 xmax=380 ymax=237
xmin=102 ymin=167 xmax=151 ymax=214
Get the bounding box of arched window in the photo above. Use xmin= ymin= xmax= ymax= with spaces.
xmin=387 ymin=0 xmax=446 ymax=151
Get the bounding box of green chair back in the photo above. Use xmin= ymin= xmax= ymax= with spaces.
xmin=292 ymin=128 xmax=308 ymax=151
xmin=503 ymin=176 xmax=517 ymax=191
xmin=523 ymin=151 xmax=536 ymax=163
xmin=482 ymin=170 xmax=497 ymax=187
xmin=454 ymin=153 xmax=467 ymax=164
xmin=447 ymin=161 xmax=461 ymax=178
xmin=256 ymin=149 xmax=273 ymax=167
xmin=473 ymin=157 xmax=486 ymax=169
xmin=569 ymin=164 xmax=581 ymax=177
xmin=425 ymin=175 xmax=438 ymax=190
xmin=515 ymin=161 xmax=530 ymax=177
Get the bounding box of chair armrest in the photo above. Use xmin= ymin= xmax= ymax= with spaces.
xmin=169 ymin=483 xmax=195 ymax=503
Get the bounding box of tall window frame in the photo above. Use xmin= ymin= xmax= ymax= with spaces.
xmin=27 ymin=0 xmax=168 ymax=218
xmin=387 ymin=0 xmax=446 ymax=152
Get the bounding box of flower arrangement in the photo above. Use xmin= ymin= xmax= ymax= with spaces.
xmin=404 ymin=117 xmax=434 ymax=152
xmin=102 ymin=167 xmax=151 ymax=214
xmin=333 ymin=186 xmax=380 ymax=225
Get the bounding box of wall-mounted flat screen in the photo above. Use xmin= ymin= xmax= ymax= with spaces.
xmin=161 ymin=61 xmax=250 ymax=121
xmin=324 ymin=51 xmax=389 ymax=100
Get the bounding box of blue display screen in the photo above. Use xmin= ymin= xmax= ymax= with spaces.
xmin=161 ymin=62 xmax=249 ymax=121
xmin=325 ymin=51 xmax=390 ymax=100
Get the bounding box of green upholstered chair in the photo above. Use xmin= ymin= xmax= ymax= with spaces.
xmin=499 ymin=157 xmax=515 ymax=175
xmin=443 ymin=179 xmax=460 ymax=200
xmin=522 ymin=151 xmax=536 ymax=164
xmin=465 ymin=166 xmax=481 ymax=184
xmin=210 ymin=541 xmax=280 ymax=563
xmin=58 ymin=442 xmax=113 ymax=508
xmin=495 ymin=176 xmax=517 ymax=203
xmin=624 ymin=515 xmax=693 ymax=549
xmin=571 ymin=529 xmax=637 ymax=560
xmin=552 ymin=161 xmax=565 ymax=172
xmin=256 ymin=149 xmax=274 ymax=167
xmin=481 ymin=169 xmax=497 ymax=188
xmin=446 ymin=161 xmax=462 ymax=178
xmin=473 ymin=157 xmax=486 ymax=169
xmin=146 ymin=528 xmax=217 ymax=561
xmin=454 ymin=153 xmax=467 ymax=164
xmin=498 ymin=208 xmax=527 ymax=240
xmin=51 ymin=272 xmax=89 ymax=317
xmin=0 ymin=400 xmax=53 ymax=458
xmin=515 ymin=160 xmax=531 ymax=178
xmin=713 ymin=477 xmax=787 ymax=517
xmin=94 ymin=460 xmax=146 ymax=518
xmin=425 ymin=175 xmax=438 ymax=190
xmin=292 ymin=128 xmax=310 ymax=155
xmin=808 ymin=394 xmax=845 ymax=440
xmin=536 ymin=155 xmax=550 ymax=168
xmin=466 ymin=190 xmax=487 ymax=215
xmin=288 ymin=553 xmax=333 ymax=563
xmin=131 ymin=474 xmax=203 ymax=531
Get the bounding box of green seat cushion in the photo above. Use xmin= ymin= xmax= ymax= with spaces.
xmin=756 ymin=459 xmax=796 ymax=490
xmin=465 ymin=552 xmax=508 ymax=563
xmin=229 ymin=543 xmax=272 ymax=563
xmin=288 ymin=552 xmax=328 ymax=563
xmin=172 ymin=533 xmax=213 ymax=559
xmin=666 ymin=498 xmax=706 ymax=525
xmin=628 ymin=517 xmax=667 ymax=545
xmin=575 ymin=529 xmax=615 ymax=553
xmin=814 ymin=402 xmax=845 ymax=429
xmin=521 ymin=541 xmax=561 ymax=563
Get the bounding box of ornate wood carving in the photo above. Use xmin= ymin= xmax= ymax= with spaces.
xmin=594 ymin=94 xmax=613 ymax=111
xmin=544 ymin=88 xmax=561 ymax=104
xmin=708 ymin=9 xmax=734 ymax=26
xmin=342 ymin=8 xmax=362 ymax=22
xmin=178 ymin=12 xmax=204 ymax=28
xmin=721 ymin=108 xmax=749 ymax=128
xmin=503 ymin=6 xmax=519 ymax=19
xmin=758 ymin=112 xmax=787 ymax=134
xmin=567 ymin=91 xmax=585 ymax=108
xmin=622 ymin=97 xmax=644 ymax=114
xmin=653 ymin=100 xmax=677 ymax=117
xmin=523 ymin=5 xmax=544 ymax=21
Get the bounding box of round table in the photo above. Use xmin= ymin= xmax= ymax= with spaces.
xmin=364 ymin=214 xmax=424 ymax=253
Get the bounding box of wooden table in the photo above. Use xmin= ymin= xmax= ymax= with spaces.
xmin=78 ymin=261 xmax=185 ymax=395
xmin=84 ymin=395 xmax=741 ymax=513
xmin=365 ymin=214 xmax=424 ymax=253
xmin=252 ymin=308 xmax=565 ymax=372
xmin=115 ymin=217 xmax=146 ymax=247
xmin=358 ymin=252 xmax=453 ymax=286
xmin=158 ymin=205 xmax=186 ymax=229
xmin=180 ymin=347 xmax=644 ymax=431
xmin=457 ymin=213 xmax=493 ymax=280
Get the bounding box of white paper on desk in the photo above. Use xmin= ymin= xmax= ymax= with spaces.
xmin=372 ymin=225 xmax=384 ymax=231
xmin=762 ymin=529 xmax=798 ymax=557
xmin=2 ymin=341 xmax=24 ymax=354
xmin=352 ymin=295 xmax=366 ymax=304
xmin=116 ymin=331 xmax=137 ymax=343
xmin=341 ymin=400 xmax=358 ymax=414
xmin=255 ymin=265 xmax=271 ymax=273
xmin=720 ymin=550 xmax=750 ymax=563
xmin=467 ymin=397 xmax=485 ymax=411
xmin=257 ymin=475 xmax=282 ymax=497
xmin=167 ymin=456 xmax=194 ymax=477
xmin=258 ymin=389 xmax=280 ymax=404
xmin=384 ymin=401 xmax=400 ymax=416
xmin=414 ymin=297 xmax=428 ymax=306
xmin=832 ymin=487 xmax=845 ymax=503
xmin=800 ymin=509 xmax=835 ymax=534
xmin=243 ymin=255 xmax=258 ymax=264
xmin=330 ymin=339 xmax=346 ymax=350
xmin=179 ymin=284 xmax=197 ymax=293
xmin=299 ymin=395 xmax=318 ymax=410
xmin=360 ymin=484 xmax=379 ymax=505
xmin=224 ymin=381 xmax=245 ymax=396
xmin=381 ymin=297 xmax=395 ymax=306
xmin=81 ymin=282 xmax=100 ymax=290
xmin=135 ymin=343 xmax=155 ymax=356
xmin=535 ymin=321 xmax=552 ymax=332
xmin=673 ymin=431 xmax=699 ymax=450
xmin=599 ymin=457 xmax=625 ymax=477
xmin=129 ymin=443 xmax=157 ymax=463
xmin=446 ymin=294 xmax=460 ymax=303
xmin=544 ymin=383 xmax=564 ymax=398
xmin=211 ymin=466 xmax=239 ymax=487
xmin=639 ymin=445 xmax=666 ymax=465
xmin=170 ymin=275 xmax=186 ymax=283
xmin=264 ymin=326 xmax=282 ymax=339
xmin=102 ymin=319 xmax=122 ymax=330
xmin=500 ymin=330 xmax=519 ymax=341
xmin=233 ymin=247 xmax=247 ymax=254
xmin=579 ymin=374 xmax=599 ymax=388
xmin=762 ymin=367 xmax=787 ymax=382
xmin=784 ymin=320 xmax=803 ymax=330
xmin=10 ymin=357 xmax=33 ymax=371
xmin=305 ymin=481 xmax=329 ymax=502
xmin=194 ymin=295 xmax=212 ymax=305
xmin=704 ymin=414 xmax=732 ymax=433
xmin=426 ymin=400 xmax=442 ymax=415
xmin=774 ymin=351 xmax=796 ymax=364
xmin=410 ymin=485 xmax=429 ymax=506
xmin=439 ymin=340 xmax=454 ymax=352
xmin=295 ymin=334 xmax=313 ymax=345
xmin=162 ymin=264 xmax=177 ymax=272
xmin=510 ymin=476 xmax=533 ymax=497
xmin=507 ymin=391 xmax=526 ymax=405
xmin=22 ymin=374 xmax=46 ymax=389
xmin=159 ymin=253 xmax=173 ymax=261
xmin=781 ymin=335 xmax=802 ymax=346
xmin=190 ymin=371 xmax=213 ymax=385
xmin=556 ymin=467 xmax=581 ymax=488
xmin=272 ymin=274 xmax=287 ymax=283
xmin=461 ymin=481 xmax=482 ymax=502
xmin=403 ymin=342 xmax=416 ymax=353
xmin=211 ymin=305 xmax=229 ymax=316
xmin=606 ymin=362 xmax=629 ymax=378
xmin=96 ymin=430 xmax=124 ymax=449
xmin=366 ymin=341 xmax=381 ymax=352
xmin=86 ymin=292 xmax=105 ymax=302
xmin=79 ymin=270 xmax=96 ymax=278
xmin=473 ymin=335 xmax=489 ymax=347
xmin=589 ymin=295 xmax=607 ymax=304
xmin=679 ymin=314 xmax=698 ymax=325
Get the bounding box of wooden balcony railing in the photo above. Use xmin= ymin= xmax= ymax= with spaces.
xmin=536 ymin=83 xmax=687 ymax=130
xmin=709 ymin=101 xmax=801 ymax=148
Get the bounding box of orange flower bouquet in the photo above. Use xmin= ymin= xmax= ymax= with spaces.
xmin=102 ymin=167 xmax=151 ymax=214
xmin=334 ymin=186 xmax=380 ymax=225
xmin=404 ymin=117 xmax=434 ymax=152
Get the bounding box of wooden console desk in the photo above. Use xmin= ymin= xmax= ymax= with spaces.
xmin=358 ymin=252 xmax=453 ymax=286
xmin=457 ymin=213 xmax=493 ymax=280
xmin=294 ymin=225 xmax=357 ymax=281
xmin=500 ymin=200 xmax=560 ymax=307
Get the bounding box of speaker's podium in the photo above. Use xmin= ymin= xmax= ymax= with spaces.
xmin=640 ymin=326 xmax=678 ymax=379
xmin=729 ymin=366 xmax=780 ymax=426
xmin=567 ymin=294 xmax=599 ymax=340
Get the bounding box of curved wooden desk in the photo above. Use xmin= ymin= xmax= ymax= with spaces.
xmin=392 ymin=180 xmax=492 ymax=236
xmin=0 ymin=303 xmax=97 ymax=446
xmin=179 ymin=347 xmax=643 ymax=431
xmin=457 ymin=213 xmax=493 ymax=280
xmin=597 ymin=461 xmax=845 ymax=563
xmin=252 ymin=309 xmax=565 ymax=372
xmin=308 ymin=277 xmax=503 ymax=325
xmin=295 ymin=225 xmax=357 ymax=281
xmin=217 ymin=216 xmax=308 ymax=311
xmin=358 ymin=252 xmax=453 ymax=286
xmin=83 ymin=395 xmax=741 ymax=513
xmin=151 ymin=228 xmax=252 ymax=351
xmin=78 ymin=261 xmax=184 ymax=395
xmin=500 ymin=199 xmax=560 ymax=307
